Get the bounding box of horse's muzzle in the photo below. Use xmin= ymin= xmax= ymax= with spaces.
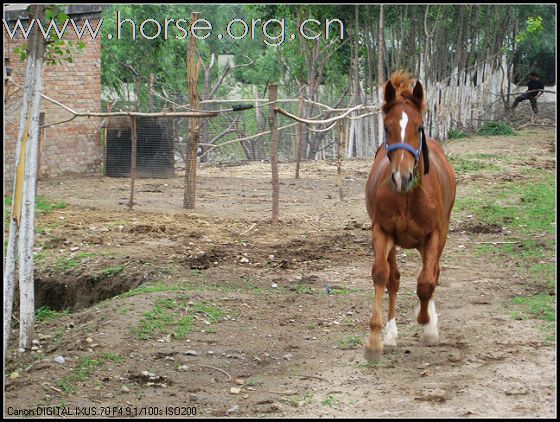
xmin=391 ymin=171 xmax=413 ymax=193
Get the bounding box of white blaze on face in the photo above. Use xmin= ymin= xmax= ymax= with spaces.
xmin=383 ymin=318 xmax=398 ymax=347
xmin=397 ymin=111 xmax=409 ymax=170
xmin=399 ymin=111 xmax=409 ymax=143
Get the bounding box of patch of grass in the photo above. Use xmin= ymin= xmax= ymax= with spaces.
xmin=282 ymin=391 xmax=314 ymax=408
xmin=321 ymin=394 xmax=341 ymax=407
xmin=448 ymin=128 xmax=469 ymax=139
xmin=193 ymin=303 xmax=224 ymax=322
xmin=337 ymin=335 xmax=363 ymax=350
xmin=529 ymin=263 xmax=555 ymax=289
xmin=477 ymin=121 xmax=517 ymax=136
xmin=512 ymin=293 xmax=555 ymax=322
xmin=448 ymin=155 xmax=500 ymax=174
xmin=290 ymin=284 xmax=315 ymax=295
xmin=100 ymin=352 xmax=125 ymax=363
xmin=100 ymin=264 xmax=125 ymax=278
xmin=132 ymin=297 xmax=194 ymax=340
xmin=58 ymin=356 xmax=103 ymax=394
xmin=53 ymin=252 xmax=94 ymax=271
xmin=119 ymin=283 xmax=188 ymax=298
xmin=357 ymin=358 xmax=391 ymax=368
xmin=50 ymin=328 xmax=65 ymax=344
xmin=35 ymin=195 xmax=67 ymax=214
xmin=34 ymin=251 xmax=46 ymax=263
xmin=329 ymin=287 xmax=365 ymax=295
xmin=36 ymin=306 xmax=70 ymax=322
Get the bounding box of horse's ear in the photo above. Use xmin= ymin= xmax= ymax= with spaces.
xmin=384 ymin=81 xmax=396 ymax=105
xmin=412 ymin=80 xmax=424 ymax=108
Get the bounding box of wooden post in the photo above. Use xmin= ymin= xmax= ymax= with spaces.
xmin=294 ymin=95 xmax=304 ymax=179
xmin=337 ymin=121 xmax=344 ymax=200
xmin=128 ymin=116 xmax=137 ymax=210
xmin=103 ymin=102 xmax=111 ymax=176
xmin=268 ymin=84 xmax=279 ymax=223
xmin=183 ymin=11 xmax=201 ymax=209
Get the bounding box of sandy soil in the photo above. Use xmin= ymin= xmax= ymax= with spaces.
xmin=4 ymin=127 xmax=556 ymax=418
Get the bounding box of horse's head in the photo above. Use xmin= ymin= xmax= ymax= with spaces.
xmin=382 ymin=72 xmax=428 ymax=193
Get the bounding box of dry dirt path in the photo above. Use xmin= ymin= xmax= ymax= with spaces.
xmin=4 ymin=128 xmax=556 ymax=417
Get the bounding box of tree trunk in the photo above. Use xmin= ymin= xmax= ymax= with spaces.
xmin=17 ymin=4 xmax=46 ymax=351
xmin=128 ymin=116 xmax=137 ymax=210
xmin=294 ymin=94 xmax=304 ymax=178
xmin=268 ymin=85 xmax=279 ymax=223
xmin=183 ymin=12 xmax=201 ymax=209
xmin=377 ymin=5 xmax=385 ymax=148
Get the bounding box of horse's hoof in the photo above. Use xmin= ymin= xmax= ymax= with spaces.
xmin=364 ymin=347 xmax=383 ymax=361
xmin=421 ymin=333 xmax=439 ymax=346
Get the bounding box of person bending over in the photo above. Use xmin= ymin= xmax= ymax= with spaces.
xmin=511 ymin=72 xmax=545 ymax=114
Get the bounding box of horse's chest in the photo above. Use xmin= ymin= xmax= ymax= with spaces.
xmin=379 ymin=207 xmax=433 ymax=248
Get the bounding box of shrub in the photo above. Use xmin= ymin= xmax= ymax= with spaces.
xmin=477 ymin=121 xmax=517 ymax=136
xmin=448 ymin=128 xmax=469 ymax=139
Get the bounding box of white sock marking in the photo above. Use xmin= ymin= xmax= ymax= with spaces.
xmin=383 ymin=318 xmax=398 ymax=346
xmin=415 ymin=299 xmax=439 ymax=344
xmin=424 ymin=299 xmax=439 ymax=339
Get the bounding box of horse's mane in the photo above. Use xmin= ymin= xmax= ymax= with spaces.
xmin=382 ymin=70 xmax=426 ymax=114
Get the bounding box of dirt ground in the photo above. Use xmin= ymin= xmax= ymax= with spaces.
xmin=4 ymin=127 xmax=556 ymax=417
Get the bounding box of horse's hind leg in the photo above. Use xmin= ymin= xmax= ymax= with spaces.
xmin=365 ymin=223 xmax=394 ymax=360
xmin=415 ymin=230 xmax=441 ymax=345
xmin=383 ymin=246 xmax=400 ymax=347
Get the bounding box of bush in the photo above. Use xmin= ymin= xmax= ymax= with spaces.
xmin=477 ymin=121 xmax=517 ymax=136
xmin=448 ymin=128 xmax=469 ymax=139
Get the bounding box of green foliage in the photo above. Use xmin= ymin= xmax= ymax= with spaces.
xmin=132 ymin=297 xmax=194 ymax=340
xmin=100 ymin=352 xmax=125 ymax=363
xmin=321 ymin=395 xmax=341 ymax=407
xmin=100 ymin=265 xmax=125 ymax=278
xmin=36 ymin=306 xmax=70 ymax=322
xmin=477 ymin=122 xmax=517 ymax=137
xmin=337 ymin=335 xmax=363 ymax=350
xmin=193 ymin=303 xmax=225 ymax=322
xmin=58 ymin=356 xmax=103 ymax=394
xmin=35 ymin=195 xmax=67 ymax=213
xmin=516 ymin=16 xmax=543 ymax=45
xmin=54 ymin=252 xmax=94 ymax=271
xmin=447 ymin=129 xmax=469 ymax=140
xmin=512 ymin=293 xmax=555 ymax=322
xmin=447 ymin=155 xmax=499 ymax=174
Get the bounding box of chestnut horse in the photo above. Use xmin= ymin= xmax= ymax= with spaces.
xmin=364 ymin=71 xmax=456 ymax=360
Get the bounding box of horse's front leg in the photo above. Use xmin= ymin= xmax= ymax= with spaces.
xmin=365 ymin=223 xmax=394 ymax=360
xmin=415 ymin=230 xmax=441 ymax=345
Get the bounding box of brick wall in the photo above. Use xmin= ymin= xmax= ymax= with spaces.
xmin=4 ymin=17 xmax=102 ymax=192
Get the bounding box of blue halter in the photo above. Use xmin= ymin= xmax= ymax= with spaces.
xmin=384 ymin=126 xmax=430 ymax=174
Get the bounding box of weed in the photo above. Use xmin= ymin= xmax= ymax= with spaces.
xmin=337 ymin=335 xmax=363 ymax=350
xmin=100 ymin=265 xmax=125 ymax=278
xmin=54 ymin=252 xmax=94 ymax=271
xmin=36 ymin=306 xmax=70 ymax=322
xmin=512 ymin=293 xmax=555 ymax=322
xmin=447 ymin=128 xmax=469 ymax=139
xmin=477 ymin=121 xmax=517 ymax=136
xmin=100 ymin=352 xmax=125 ymax=363
xmin=132 ymin=297 xmax=194 ymax=340
xmin=193 ymin=303 xmax=224 ymax=322
xmin=321 ymin=395 xmax=341 ymax=407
